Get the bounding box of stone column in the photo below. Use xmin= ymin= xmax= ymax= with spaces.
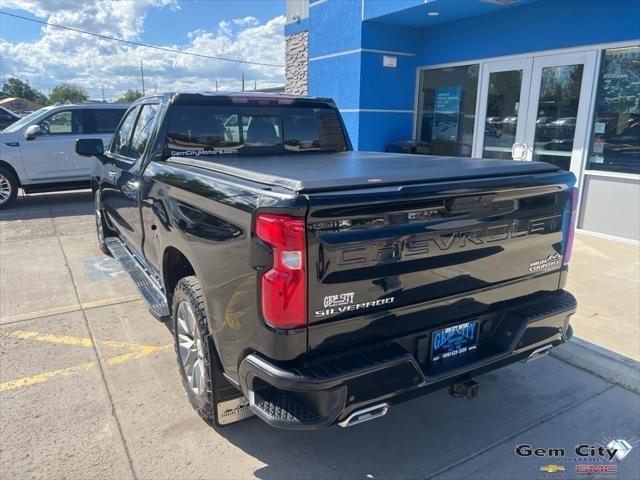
xmin=285 ymin=31 xmax=309 ymax=95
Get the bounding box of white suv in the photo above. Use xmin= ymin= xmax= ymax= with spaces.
xmin=0 ymin=103 xmax=127 ymax=208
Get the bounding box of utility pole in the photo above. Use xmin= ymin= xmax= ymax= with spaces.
xmin=215 ymin=79 xmax=218 ymax=92
xmin=154 ymin=81 xmax=158 ymax=94
xmin=101 ymin=83 xmax=105 ymax=103
xmin=241 ymin=73 xmax=244 ymax=92
xmin=140 ymin=60 xmax=146 ymax=96
xmin=254 ymin=81 xmax=257 ymax=91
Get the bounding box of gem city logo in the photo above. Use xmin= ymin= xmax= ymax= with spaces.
xmin=516 ymin=437 xmax=638 ymax=476
xmin=315 ymin=292 xmax=394 ymax=318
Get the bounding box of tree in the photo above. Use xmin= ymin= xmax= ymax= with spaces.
xmin=48 ymin=84 xmax=88 ymax=104
xmin=117 ymin=89 xmax=143 ymax=103
xmin=1 ymin=77 xmax=48 ymax=104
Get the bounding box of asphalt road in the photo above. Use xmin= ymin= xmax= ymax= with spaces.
xmin=1 ymin=191 xmax=639 ymax=480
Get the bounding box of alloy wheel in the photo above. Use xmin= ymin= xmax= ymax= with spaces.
xmin=0 ymin=173 xmax=11 ymax=205
xmin=176 ymin=300 xmax=206 ymax=396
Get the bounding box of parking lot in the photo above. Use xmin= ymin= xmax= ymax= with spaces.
xmin=1 ymin=190 xmax=639 ymax=480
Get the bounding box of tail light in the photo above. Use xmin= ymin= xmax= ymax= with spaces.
xmin=255 ymin=213 xmax=306 ymax=330
xmin=563 ymin=187 xmax=579 ymax=266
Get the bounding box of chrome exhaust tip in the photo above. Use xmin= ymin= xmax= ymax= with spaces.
xmin=523 ymin=344 xmax=553 ymax=363
xmin=338 ymin=403 xmax=389 ymax=428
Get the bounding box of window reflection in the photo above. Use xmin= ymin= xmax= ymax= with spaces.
xmin=532 ymin=64 xmax=584 ymax=170
xmin=588 ymin=46 xmax=640 ymax=174
xmin=483 ymin=70 xmax=523 ymax=160
xmin=416 ymin=64 xmax=479 ymax=157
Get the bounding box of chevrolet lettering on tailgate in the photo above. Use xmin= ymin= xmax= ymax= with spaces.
xmin=337 ymin=215 xmax=562 ymax=266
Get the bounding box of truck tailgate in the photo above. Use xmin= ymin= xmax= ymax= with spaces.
xmin=305 ymin=170 xmax=575 ymax=354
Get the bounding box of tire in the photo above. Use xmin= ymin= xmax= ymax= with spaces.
xmin=95 ymin=190 xmax=113 ymax=256
xmin=0 ymin=166 xmax=19 ymax=210
xmin=172 ymin=276 xmax=215 ymax=422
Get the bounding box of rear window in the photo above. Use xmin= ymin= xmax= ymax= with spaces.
xmin=164 ymin=105 xmax=347 ymax=157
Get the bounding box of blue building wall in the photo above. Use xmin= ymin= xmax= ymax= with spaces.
xmin=307 ymin=1 xmax=362 ymax=58
xmin=294 ymin=0 xmax=640 ymax=151
xmin=309 ymin=53 xmax=361 ymax=110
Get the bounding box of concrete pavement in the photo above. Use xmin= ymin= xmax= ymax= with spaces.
xmin=565 ymin=234 xmax=640 ymax=360
xmin=1 ymin=191 xmax=639 ymax=480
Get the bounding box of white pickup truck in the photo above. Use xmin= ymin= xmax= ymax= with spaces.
xmin=0 ymin=103 xmax=126 ymax=208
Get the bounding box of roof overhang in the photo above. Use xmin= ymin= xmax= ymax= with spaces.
xmin=364 ymin=0 xmax=540 ymax=28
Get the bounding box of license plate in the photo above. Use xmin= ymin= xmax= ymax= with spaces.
xmin=431 ymin=321 xmax=478 ymax=361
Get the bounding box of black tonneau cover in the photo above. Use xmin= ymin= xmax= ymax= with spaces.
xmin=169 ymin=151 xmax=560 ymax=193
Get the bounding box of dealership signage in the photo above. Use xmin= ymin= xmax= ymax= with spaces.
xmin=433 ymin=86 xmax=461 ymax=141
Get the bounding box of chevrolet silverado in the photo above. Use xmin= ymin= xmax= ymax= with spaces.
xmin=76 ymin=92 xmax=578 ymax=429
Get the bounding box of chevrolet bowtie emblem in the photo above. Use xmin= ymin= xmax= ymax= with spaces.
xmin=539 ymin=465 xmax=566 ymax=473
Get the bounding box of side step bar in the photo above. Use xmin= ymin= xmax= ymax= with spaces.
xmin=105 ymin=237 xmax=170 ymax=320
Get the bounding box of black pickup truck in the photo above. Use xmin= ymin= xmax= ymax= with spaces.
xmin=76 ymin=92 xmax=578 ymax=430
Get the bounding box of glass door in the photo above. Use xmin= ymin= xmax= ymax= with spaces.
xmin=522 ymin=51 xmax=597 ymax=179
xmin=474 ymin=59 xmax=532 ymax=160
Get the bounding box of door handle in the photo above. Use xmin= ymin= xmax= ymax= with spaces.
xmin=511 ymin=142 xmax=529 ymax=161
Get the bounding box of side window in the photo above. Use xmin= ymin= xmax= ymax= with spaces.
xmin=129 ymin=104 xmax=160 ymax=159
xmin=84 ymin=109 xmax=127 ymax=134
xmin=110 ymin=107 xmax=139 ymax=158
xmin=39 ymin=110 xmax=81 ymax=135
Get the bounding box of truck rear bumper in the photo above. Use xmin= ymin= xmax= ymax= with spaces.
xmin=238 ymin=290 xmax=577 ymax=430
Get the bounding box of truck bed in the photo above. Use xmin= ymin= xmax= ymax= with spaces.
xmin=168 ymin=151 xmax=560 ymax=193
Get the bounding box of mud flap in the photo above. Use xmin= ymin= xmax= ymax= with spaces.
xmin=215 ymin=394 xmax=253 ymax=426
xmin=209 ymin=341 xmax=254 ymax=426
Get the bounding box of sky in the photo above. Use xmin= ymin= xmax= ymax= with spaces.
xmin=0 ymin=0 xmax=286 ymax=101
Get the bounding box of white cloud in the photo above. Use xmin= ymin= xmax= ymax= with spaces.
xmin=0 ymin=0 xmax=285 ymax=100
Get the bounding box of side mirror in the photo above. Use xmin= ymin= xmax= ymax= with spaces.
xmin=25 ymin=124 xmax=42 ymax=140
xmin=76 ymin=138 xmax=104 ymax=157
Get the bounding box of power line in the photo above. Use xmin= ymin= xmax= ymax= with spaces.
xmin=0 ymin=10 xmax=285 ymax=68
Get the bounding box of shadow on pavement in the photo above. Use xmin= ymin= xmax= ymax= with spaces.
xmin=204 ymin=355 xmax=618 ymax=480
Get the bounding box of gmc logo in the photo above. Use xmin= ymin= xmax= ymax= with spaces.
xmin=337 ymin=215 xmax=562 ymax=266
xmin=576 ymin=465 xmax=617 ymax=473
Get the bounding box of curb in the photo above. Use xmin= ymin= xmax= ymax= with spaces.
xmin=551 ymin=337 xmax=640 ymax=394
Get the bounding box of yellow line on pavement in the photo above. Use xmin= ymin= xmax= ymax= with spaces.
xmin=5 ymin=330 xmax=93 ymax=348
xmin=0 ymin=344 xmax=172 ymax=392
xmin=81 ymin=294 xmax=141 ymax=310
xmin=3 ymin=329 xmax=163 ymax=352
xmin=104 ymin=345 xmax=172 ymax=366
xmin=0 ymin=294 xmax=142 ymax=323
xmin=0 ymin=303 xmax=81 ymax=323
xmin=0 ymin=361 xmax=96 ymax=392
